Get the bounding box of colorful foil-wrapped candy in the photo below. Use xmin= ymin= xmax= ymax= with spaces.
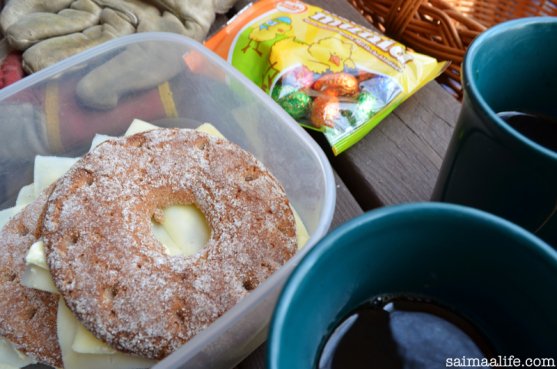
xmin=271 ymin=70 xmax=396 ymax=131
xmin=206 ymin=0 xmax=447 ymax=155
xmin=313 ymin=72 xmax=359 ymax=96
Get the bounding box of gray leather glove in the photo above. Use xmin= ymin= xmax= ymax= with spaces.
xmin=0 ymin=0 xmax=238 ymax=73
xmin=75 ymin=40 xmax=185 ymax=110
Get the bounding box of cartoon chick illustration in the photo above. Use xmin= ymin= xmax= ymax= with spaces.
xmin=241 ymin=16 xmax=293 ymax=56
xmin=264 ymin=36 xmax=356 ymax=87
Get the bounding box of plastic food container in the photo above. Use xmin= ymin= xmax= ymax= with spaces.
xmin=0 ymin=33 xmax=335 ymax=369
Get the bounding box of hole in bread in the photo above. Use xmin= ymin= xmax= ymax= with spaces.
xmin=151 ymin=204 xmax=211 ymax=257
xmin=15 ymin=222 xmax=29 ymax=236
xmin=128 ymin=135 xmax=147 ymax=147
xmin=102 ymin=286 xmax=118 ymax=303
xmin=64 ymin=276 xmax=74 ymax=288
xmin=260 ymin=261 xmax=272 ymax=271
xmin=242 ymin=278 xmax=256 ymax=291
xmin=55 ymin=231 xmax=80 ymax=258
xmin=23 ymin=307 xmax=38 ymax=320
xmin=74 ymin=168 xmax=95 ymax=187
xmin=194 ymin=137 xmax=209 ymax=150
xmin=244 ymin=166 xmax=260 ymax=182
xmin=175 ymin=309 xmax=187 ymax=324
xmin=70 ymin=232 xmax=80 ymax=244
xmin=0 ymin=272 xmax=17 ymax=282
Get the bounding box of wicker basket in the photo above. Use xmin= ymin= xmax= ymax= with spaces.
xmin=349 ymin=0 xmax=557 ymax=99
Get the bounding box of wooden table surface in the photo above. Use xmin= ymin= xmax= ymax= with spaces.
xmin=209 ymin=0 xmax=462 ymax=368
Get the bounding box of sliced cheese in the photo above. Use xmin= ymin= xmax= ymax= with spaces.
xmin=25 ymin=240 xmax=48 ymax=269
xmin=0 ymin=337 xmax=37 ymax=368
xmin=124 ymin=119 xmax=159 ymax=136
xmin=159 ymin=205 xmax=210 ymax=256
xmin=196 ymin=122 xmax=225 ymax=138
xmin=0 ymin=364 xmax=19 ymax=369
xmin=72 ymin=324 xmax=116 ymax=355
xmin=292 ymin=206 xmax=309 ymax=249
xmin=33 ymin=155 xmax=79 ymax=197
xmin=21 ymin=242 xmax=117 ymax=354
xmin=57 ymin=298 xmax=156 ymax=369
xmin=21 ymin=265 xmax=58 ymax=294
xmin=15 ymin=183 xmax=36 ymax=206
xmin=22 ymin=241 xmax=59 ymax=293
xmin=125 ymin=119 xmax=225 ymax=139
xmin=151 ymin=222 xmax=182 ymax=256
xmin=90 ymin=134 xmax=113 ymax=151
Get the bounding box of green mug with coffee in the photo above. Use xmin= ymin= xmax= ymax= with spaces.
xmin=268 ymin=203 xmax=557 ymax=369
xmin=432 ymin=17 xmax=557 ymax=246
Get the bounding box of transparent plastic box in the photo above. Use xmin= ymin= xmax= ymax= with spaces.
xmin=0 ymin=33 xmax=335 ymax=369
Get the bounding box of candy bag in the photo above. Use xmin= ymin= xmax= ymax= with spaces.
xmin=205 ymin=0 xmax=448 ymax=155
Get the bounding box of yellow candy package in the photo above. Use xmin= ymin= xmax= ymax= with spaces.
xmin=205 ymin=0 xmax=448 ymax=155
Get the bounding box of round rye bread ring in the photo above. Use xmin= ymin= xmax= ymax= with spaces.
xmin=0 ymin=187 xmax=62 ymax=368
xmin=42 ymin=128 xmax=298 ymax=359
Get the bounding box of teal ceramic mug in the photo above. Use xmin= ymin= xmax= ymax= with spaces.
xmin=268 ymin=203 xmax=557 ymax=369
xmin=431 ymin=17 xmax=557 ymax=246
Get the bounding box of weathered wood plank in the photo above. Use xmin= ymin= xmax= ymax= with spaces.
xmin=238 ymin=345 xmax=266 ymax=369
xmin=332 ymin=82 xmax=460 ymax=209
xmin=329 ymin=171 xmax=365 ymax=228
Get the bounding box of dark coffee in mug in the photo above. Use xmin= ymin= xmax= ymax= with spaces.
xmin=497 ymin=111 xmax=557 ymax=152
xmin=432 ymin=18 xmax=557 ymax=246
xmin=317 ymin=295 xmax=494 ymax=369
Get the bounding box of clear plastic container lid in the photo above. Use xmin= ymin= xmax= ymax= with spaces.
xmin=0 ymin=33 xmax=335 ymax=369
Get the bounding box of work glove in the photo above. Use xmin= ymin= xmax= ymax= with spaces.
xmin=0 ymin=0 xmax=237 ymax=73
xmin=0 ymin=0 xmax=238 ymax=109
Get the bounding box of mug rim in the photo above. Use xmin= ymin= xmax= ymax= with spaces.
xmin=267 ymin=202 xmax=557 ymax=369
xmin=462 ymin=16 xmax=557 ymax=161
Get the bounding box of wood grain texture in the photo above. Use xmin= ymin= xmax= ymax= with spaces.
xmin=238 ymin=345 xmax=266 ymax=369
xmin=329 ymin=171 xmax=364 ymax=228
xmin=332 ymin=82 xmax=460 ymax=209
